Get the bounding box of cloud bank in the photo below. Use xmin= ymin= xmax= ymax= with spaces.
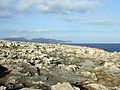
xmin=0 ymin=0 xmax=101 ymax=18
xmin=1 ymin=0 xmax=119 ymax=26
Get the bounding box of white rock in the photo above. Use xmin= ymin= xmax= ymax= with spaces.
xmin=87 ymin=83 xmax=109 ymax=90
xmin=0 ymin=86 xmax=6 ymax=90
xmin=66 ymin=65 xmax=77 ymax=71
xmin=35 ymin=64 xmax=43 ymax=69
xmin=81 ymin=71 xmax=97 ymax=80
xmin=104 ymin=62 xmax=120 ymax=73
xmin=51 ymin=82 xmax=74 ymax=90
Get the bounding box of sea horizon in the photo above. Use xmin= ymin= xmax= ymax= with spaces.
xmin=64 ymin=43 xmax=120 ymax=52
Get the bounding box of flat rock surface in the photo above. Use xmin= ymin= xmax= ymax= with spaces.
xmin=0 ymin=40 xmax=120 ymax=90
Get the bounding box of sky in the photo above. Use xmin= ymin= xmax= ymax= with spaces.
xmin=0 ymin=0 xmax=120 ymax=43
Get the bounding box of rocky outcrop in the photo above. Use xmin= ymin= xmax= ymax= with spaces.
xmin=0 ymin=40 xmax=120 ymax=90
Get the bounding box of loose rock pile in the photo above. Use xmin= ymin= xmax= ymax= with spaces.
xmin=0 ymin=40 xmax=120 ymax=90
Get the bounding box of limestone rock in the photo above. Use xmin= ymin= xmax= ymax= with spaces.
xmin=87 ymin=83 xmax=109 ymax=90
xmin=51 ymin=82 xmax=75 ymax=90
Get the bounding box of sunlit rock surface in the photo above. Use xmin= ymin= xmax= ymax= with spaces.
xmin=0 ymin=40 xmax=120 ymax=90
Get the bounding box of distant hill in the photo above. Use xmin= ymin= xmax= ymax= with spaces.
xmin=3 ymin=38 xmax=70 ymax=44
xmin=3 ymin=38 xmax=30 ymax=42
xmin=31 ymin=38 xmax=67 ymax=44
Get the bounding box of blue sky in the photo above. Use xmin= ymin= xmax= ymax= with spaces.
xmin=0 ymin=0 xmax=120 ymax=43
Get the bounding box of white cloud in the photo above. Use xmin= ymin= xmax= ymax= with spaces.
xmin=82 ymin=18 xmax=120 ymax=25
xmin=59 ymin=14 xmax=120 ymax=25
xmin=15 ymin=28 xmax=49 ymax=33
xmin=0 ymin=0 xmax=102 ymax=18
xmin=0 ymin=11 xmax=12 ymax=18
xmin=10 ymin=34 xmax=26 ymax=38
xmin=17 ymin=0 xmax=100 ymax=13
xmin=10 ymin=28 xmax=49 ymax=39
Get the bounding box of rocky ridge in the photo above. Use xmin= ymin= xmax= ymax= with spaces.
xmin=0 ymin=40 xmax=120 ymax=90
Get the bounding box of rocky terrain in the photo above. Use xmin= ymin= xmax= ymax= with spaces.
xmin=0 ymin=40 xmax=120 ymax=90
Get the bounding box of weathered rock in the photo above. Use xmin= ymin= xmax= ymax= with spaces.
xmin=0 ymin=86 xmax=6 ymax=90
xmin=72 ymin=86 xmax=80 ymax=90
xmin=0 ymin=65 xmax=15 ymax=85
xmin=86 ymin=83 xmax=109 ymax=90
xmin=51 ymin=82 xmax=75 ymax=90
xmin=80 ymin=71 xmax=97 ymax=81
xmin=5 ymin=76 xmax=24 ymax=90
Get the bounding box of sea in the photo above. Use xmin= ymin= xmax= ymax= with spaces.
xmin=65 ymin=43 xmax=120 ymax=52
